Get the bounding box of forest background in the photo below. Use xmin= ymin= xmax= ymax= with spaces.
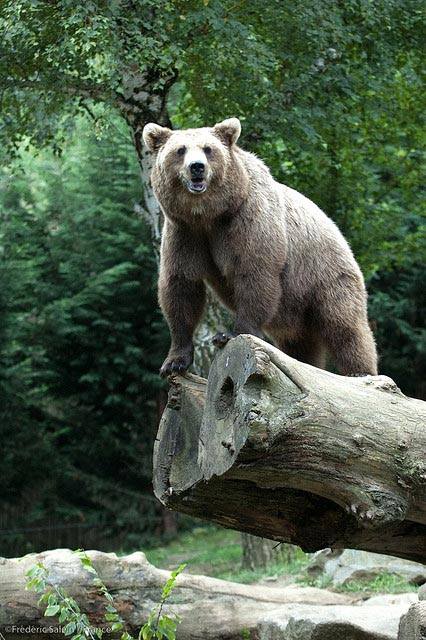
xmin=0 ymin=0 xmax=424 ymax=556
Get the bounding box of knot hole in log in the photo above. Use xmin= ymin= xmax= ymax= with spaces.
xmin=216 ymin=376 xmax=235 ymax=420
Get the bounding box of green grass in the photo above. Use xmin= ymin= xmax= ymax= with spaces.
xmin=297 ymin=574 xmax=334 ymax=590
xmin=298 ymin=572 xmax=418 ymax=594
xmin=217 ymin=558 xmax=306 ymax=585
xmin=145 ymin=526 xmax=242 ymax=577
xmin=144 ymin=527 xmax=420 ymax=595
xmin=145 ymin=526 xmax=309 ymax=583
xmin=336 ymin=573 xmax=418 ymax=594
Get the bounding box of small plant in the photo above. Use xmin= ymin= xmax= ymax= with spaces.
xmin=26 ymin=550 xmax=186 ymax=640
xmin=139 ymin=564 xmax=186 ymax=640
xmin=26 ymin=560 xmax=99 ymax=640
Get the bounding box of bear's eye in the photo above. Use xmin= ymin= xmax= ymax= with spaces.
xmin=204 ymin=146 xmax=212 ymax=155
xmin=177 ymin=146 xmax=186 ymax=156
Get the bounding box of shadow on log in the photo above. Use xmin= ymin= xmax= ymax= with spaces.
xmin=154 ymin=335 xmax=426 ymax=563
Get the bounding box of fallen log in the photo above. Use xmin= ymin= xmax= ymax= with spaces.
xmin=0 ymin=549 xmax=351 ymax=640
xmin=153 ymin=335 xmax=426 ymax=563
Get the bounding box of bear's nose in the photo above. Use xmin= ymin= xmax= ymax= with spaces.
xmin=189 ymin=161 xmax=205 ymax=177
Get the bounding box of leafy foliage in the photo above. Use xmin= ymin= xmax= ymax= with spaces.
xmin=369 ymin=266 xmax=425 ymax=399
xmin=139 ymin=563 xmax=186 ymax=640
xmin=0 ymin=115 xmax=168 ymax=551
xmin=26 ymin=560 xmax=102 ymax=640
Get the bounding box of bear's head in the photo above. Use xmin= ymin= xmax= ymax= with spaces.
xmin=143 ymin=118 xmax=242 ymax=199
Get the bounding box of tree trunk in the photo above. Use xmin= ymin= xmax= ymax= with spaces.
xmin=118 ymin=76 xmax=170 ymax=248
xmin=0 ymin=549 xmax=351 ymax=640
xmin=153 ymin=334 xmax=426 ymax=564
xmin=240 ymin=533 xmax=299 ymax=571
xmin=240 ymin=533 xmax=297 ymax=571
xmin=241 ymin=534 xmax=277 ymax=571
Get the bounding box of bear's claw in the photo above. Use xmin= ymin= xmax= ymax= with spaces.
xmin=160 ymin=354 xmax=192 ymax=378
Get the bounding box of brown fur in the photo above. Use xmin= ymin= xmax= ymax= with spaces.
xmin=143 ymin=118 xmax=378 ymax=377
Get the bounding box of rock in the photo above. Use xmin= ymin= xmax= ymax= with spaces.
xmin=308 ymin=549 xmax=426 ymax=586
xmin=363 ymin=593 xmax=418 ymax=607
xmin=306 ymin=548 xmax=341 ymax=577
xmin=398 ymin=601 xmax=426 ymax=640
xmin=259 ymin=601 xmax=412 ymax=640
xmin=419 ymin=584 xmax=426 ymax=601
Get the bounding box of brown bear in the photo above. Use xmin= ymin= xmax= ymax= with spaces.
xmin=143 ymin=117 xmax=378 ymax=378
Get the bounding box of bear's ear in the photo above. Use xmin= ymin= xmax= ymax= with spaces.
xmin=143 ymin=123 xmax=172 ymax=152
xmin=213 ymin=117 xmax=241 ymax=147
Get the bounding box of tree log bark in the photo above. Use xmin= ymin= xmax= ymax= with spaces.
xmin=0 ymin=549 xmax=350 ymax=640
xmin=153 ymin=335 xmax=426 ymax=563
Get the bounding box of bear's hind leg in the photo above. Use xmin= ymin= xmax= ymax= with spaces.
xmin=317 ymin=276 xmax=378 ymax=376
xmin=281 ymin=333 xmax=327 ymax=370
xmin=324 ymin=321 xmax=378 ymax=376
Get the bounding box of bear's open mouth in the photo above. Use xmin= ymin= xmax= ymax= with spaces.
xmin=186 ymin=177 xmax=207 ymax=194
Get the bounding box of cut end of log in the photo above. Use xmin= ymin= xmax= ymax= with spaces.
xmin=153 ymin=373 xmax=206 ymax=499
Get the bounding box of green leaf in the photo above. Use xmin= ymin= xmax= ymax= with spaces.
xmin=45 ymin=605 xmax=60 ymax=616
xmin=63 ymin=622 xmax=76 ymax=636
xmin=105 ymin=613 xmax=119 ymax=622
xmin=59 ymin=609 xmax=69 ymax=623
xmin=140 ymin=626 xmax=153 ymax=640
xmin=157 ymin=616 xmax=177 ymax=640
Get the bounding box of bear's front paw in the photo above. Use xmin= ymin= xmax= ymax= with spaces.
xmin=212 ymin=331 xmax=238 ymax=348
xmin=160 ymin=353 xmax=193 ymax=378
